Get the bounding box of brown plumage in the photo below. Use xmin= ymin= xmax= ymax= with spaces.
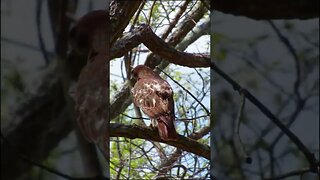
xmin=72 ymin=10 xmax=109 ymax=162
xmin=73 ymin=10 xmax=108 ymax=143
xmin=75 ymin=52 xmax=108 ymax=143
xmin=131 ymin=65 xmax=179 ymax=141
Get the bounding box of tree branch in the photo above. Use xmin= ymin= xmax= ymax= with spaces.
xmin=110 ymin=123 xmax=210 ymax=160
xmin=111 ymin=24 xmax=210 ymax=67
xmin=267 ymin=20 xmax=302 ymax=101
xmin=110 ymin=0 xmax=142 ymax=45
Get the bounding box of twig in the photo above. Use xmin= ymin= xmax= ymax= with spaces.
xmin=120 ymin=113 xmax=149 ymax=120
xmin=239 ymin=54 xmax=291 ymax=95
xmin=159 ymin=1 xmax=171 ymax=26
xmin=234 ymin=92 xmax=252 ymax=164
xmin=129 ymin=1 xmax=146 ymax=32
xmin=161 ymin=0 xmax=191 ymax=39
xmin=147 ymin=1 xmax=157 ymax=25
xmin=267 ymin=20 xmax=302 ymax=101
xmin=36 ymin=0 xmax=50 ymax=65
xmin=177 ymin=115 xmax=209 ymax=121
xmin=172 ymin=164 xmax=188 ymax=179
xmin=120 ymin=113 xmax=208 ymax=122
xmin=129 ymin=140 xmax=160 ymax=171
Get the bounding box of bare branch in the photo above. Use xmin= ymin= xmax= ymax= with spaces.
xmin=110 ymin=123 xmax=210 ymax=160
xmin=36 ymin=0 xmax=50 ymax=65
xmin=111 ymin=24 xmax=210 ymax=67
xmin=110 ymin=0 xmax=142 ymax=45
xmin=233 ymin=93 xmax=251 ymax=164
xmin=267 ymin=21 xmax=302 ymax=101
xmin=161 ymin=0 xmax=191 ymax=40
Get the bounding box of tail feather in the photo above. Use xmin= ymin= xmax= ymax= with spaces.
xmin=157 ymin=115 xmax=178 ymax=141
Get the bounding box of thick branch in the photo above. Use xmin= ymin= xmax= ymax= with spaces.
xmin=110 ymin=0 xmax=142 ymax=45
xmin=111 ymin=24 xmax=210 ymax=67
xmin=110 ymin=123 xmax=210 ymax=160
xmin=213 ymin=0 xmax=319 ymax=20
xmin=145 ymin=1 xmax=208 ymax=68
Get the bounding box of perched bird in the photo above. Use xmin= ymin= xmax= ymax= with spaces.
xmin=131 ymin=65 xmax=179 ymax=141
xmin=72 ymin=10 xmax=108 ymax=143
xmin=72 ymin=10 xmax=109 ymax=164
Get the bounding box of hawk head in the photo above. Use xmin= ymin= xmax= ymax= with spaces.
xmin=132 ymin=65 xmax=156 ymax=80
xmin=69 ymin=10 xmax=107 ymax=55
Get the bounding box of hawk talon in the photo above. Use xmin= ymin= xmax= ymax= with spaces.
xmin=149 ymin=123 xmax=157 ymax=130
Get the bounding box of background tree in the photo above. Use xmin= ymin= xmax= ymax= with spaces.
xmin=1 ymin=0 xmax=108 ymax=179
xmin=213 ymin=1 xmax=319 ymax=179
xmin=1 ymin=0 xmax=211 ymax=179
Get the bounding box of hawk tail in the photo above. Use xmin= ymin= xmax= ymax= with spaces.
xmin=157 ymin=115 xmax=178 ymax=141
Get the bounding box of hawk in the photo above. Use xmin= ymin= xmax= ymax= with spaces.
xmin=72 ymin=10 xmax=109 ymax=162
xmin=73 ymin=10 xmax=108 ymax=143
xmin=131 ymin=65 xmax=179 ymax=141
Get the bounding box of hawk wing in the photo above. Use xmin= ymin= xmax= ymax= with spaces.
xmin=132 ymin=78 xmax=174 ymax=119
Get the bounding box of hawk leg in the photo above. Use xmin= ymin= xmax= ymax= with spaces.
xmin=149 ymin=119 xmax=157 ymax=130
